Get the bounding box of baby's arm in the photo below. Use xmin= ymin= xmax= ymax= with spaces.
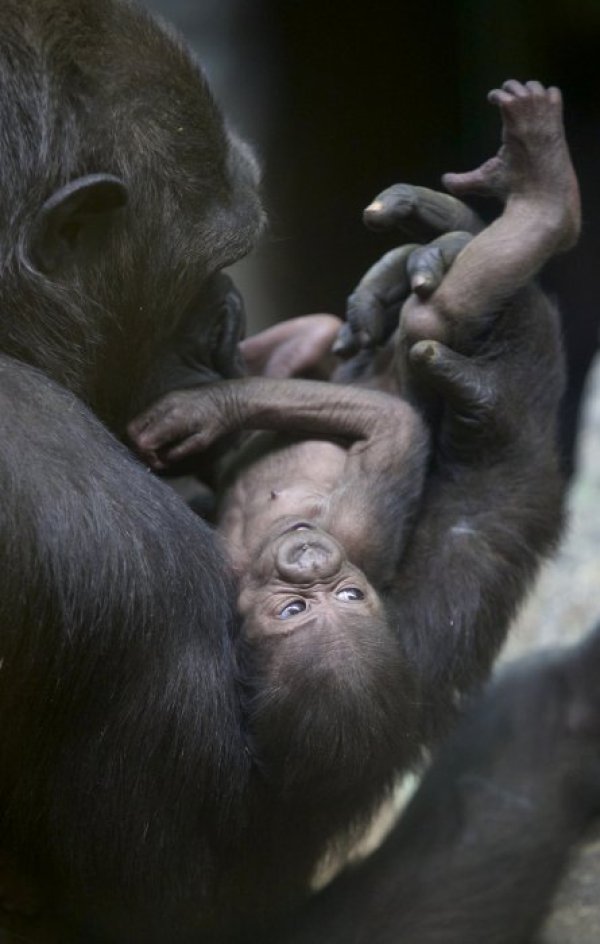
xmin=399 ymin=80 xmax=580 ymax=349
xmin=128 ymin=376 xmax=426 ymax=478
xmin=128 ymin=377 xmax=430 ymax=581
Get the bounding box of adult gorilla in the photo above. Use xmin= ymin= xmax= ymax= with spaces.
xmin=0 ymin=1 xmax=262 ymax=940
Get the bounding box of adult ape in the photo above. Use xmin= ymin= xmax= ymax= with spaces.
xmin=0 ymin=2 xmax=264 ymax=431
xmin=0 ymin=0 xmax=266 ymax=941
xmin=131 ymin=81 xmax=578 ymax=849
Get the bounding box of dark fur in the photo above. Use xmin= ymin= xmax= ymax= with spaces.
xmin=0 ymin=1 xmax=259 ymax=939
xmin=387 ymin=283 xmax=566 ymax=744
xmin=0 ymin=1 xmax=582 ymax=941
xmin=235 ymin=284 xmax=566 ymax=790
xmin=0 ymin=0 xmax=260 ymax=430
xmin=0 ymin=355 xmax=250 ymax=938
xmin=277 ymin=621 xmax=600 ymax=944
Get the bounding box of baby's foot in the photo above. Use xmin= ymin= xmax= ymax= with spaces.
xmin=443 ymin=80 xmax=580 ymax=250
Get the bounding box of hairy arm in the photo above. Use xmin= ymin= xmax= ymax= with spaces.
xmin=330 ymin=81 xmax=575 ymax=744
xmin=388 ymin=281 xmax=566 ymax=744
xmin=400 ymin=82 xmax=580 ymax=349
xmin=129 ymin=375 xmax=426 ymax=479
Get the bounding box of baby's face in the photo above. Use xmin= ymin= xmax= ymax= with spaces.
xmin=237 ymin=522 xmax=382 ymax=639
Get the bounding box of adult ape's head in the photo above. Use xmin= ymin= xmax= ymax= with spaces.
xmin=0 ymin=0 xmax=263 ymax=428
xmin=238 ymin=524 xmax=421 ymax=811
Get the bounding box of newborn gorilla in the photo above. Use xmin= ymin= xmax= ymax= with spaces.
xmin=131 ymin=81 xmax=579 ymax=806
xmin=138 ymin=308 xmax=433 ymax=793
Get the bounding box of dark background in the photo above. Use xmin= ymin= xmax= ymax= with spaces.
xmin=141 ymin=0 xmax=600 ymax=469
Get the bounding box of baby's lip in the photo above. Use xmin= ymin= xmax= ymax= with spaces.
xmin=281 ymin=521 xmax=315 ymax=536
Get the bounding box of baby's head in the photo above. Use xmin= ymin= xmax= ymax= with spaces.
xmin=237 ymin=524 xmax=419 ymax=802
xmin=238 ymin=522 xmax=381 ymax=638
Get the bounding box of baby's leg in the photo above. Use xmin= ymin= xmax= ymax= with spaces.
xmin=240 ymin=314 xmax=342 ymax=380
xmin=400 ymin=80 xmax=580 ymax=352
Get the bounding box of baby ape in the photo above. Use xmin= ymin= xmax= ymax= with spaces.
xmin=132 ymin=81 xmax=578 ymax=811
xmin=0 ymin=2 xmax=578 ymax=941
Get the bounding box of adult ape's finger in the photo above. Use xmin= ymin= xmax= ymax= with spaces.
xmin=409 ymin=340 xmax=497 ymax=419
xmin=406 ymin=232 xmax=473 ymax=298
xmin=406 ymin=246 xmax=444 ymax=299
xmin=338 ymin=245 xmax=419 ymax=353
xmin=331 ymin=322 xmax=359 ymax=357
xmin=363 ymin=184 xmax=483 ymax=241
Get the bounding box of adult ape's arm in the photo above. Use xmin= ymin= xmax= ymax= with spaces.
xmin=381 ymin=82 xmax=578 ymax=739
xmin=328 ymin=82 xmax=577 ymax=729
xmin=388 ymin=294 xmax=566 ymax=744
xmin=398 ymin=81 xmax=580 ymax=352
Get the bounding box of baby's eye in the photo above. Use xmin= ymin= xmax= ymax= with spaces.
xmin=336 ymin=587 xmax=365 ymax=602
xmin=278 ymin=599 xmax=307 ymax=620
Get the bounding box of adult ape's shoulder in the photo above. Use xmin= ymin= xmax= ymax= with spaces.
xmin=0 ymin=0 xmax=262 ymax=938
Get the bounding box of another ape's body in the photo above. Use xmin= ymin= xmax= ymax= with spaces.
xmin=278 ymin=620 xmax=600 ymax=944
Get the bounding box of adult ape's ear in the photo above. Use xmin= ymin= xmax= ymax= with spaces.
xmin=29 ymin=173 xmax=128 ymax=274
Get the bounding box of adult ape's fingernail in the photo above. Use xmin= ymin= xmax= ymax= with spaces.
xmin=145 ymin=449 xmax=166 ymax=470
xmin=410 ymin=340 xmax=438 ymax=362
xmin=332 ymin=322 xmax=355 ymax=355
xmin=411 ymin=274 xmax=433 ymax=295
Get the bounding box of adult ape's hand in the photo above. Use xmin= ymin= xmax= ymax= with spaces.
xmin=334 ymin=185 xmax=483 ymax=356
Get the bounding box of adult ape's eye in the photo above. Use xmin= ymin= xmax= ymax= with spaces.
xmin=278 ymin=600 xmax=307 ymax=620
xmin=336 ymin=587 xmax=365 ymax=602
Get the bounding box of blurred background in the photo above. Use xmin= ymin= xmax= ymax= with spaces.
xmin=142 ymin=4 xmax=599 ymax=937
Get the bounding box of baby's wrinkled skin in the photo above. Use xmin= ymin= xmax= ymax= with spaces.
xmin=130 ymin=80 xmax=580 ymax=652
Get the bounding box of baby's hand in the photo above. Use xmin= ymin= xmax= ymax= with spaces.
xmin=128 ymin=386 xmax=235 ymax=469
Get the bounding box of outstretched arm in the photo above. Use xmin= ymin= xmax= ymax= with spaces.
xmin=337 ymin=81 xmax=580 ymax=358
xmin=400 ymin=81 xmax=580 ymax=349
xmin=329 ymin=82 xmax=576 ymax=742
xmin=357 ymin=81 xmax=575 ymax=740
